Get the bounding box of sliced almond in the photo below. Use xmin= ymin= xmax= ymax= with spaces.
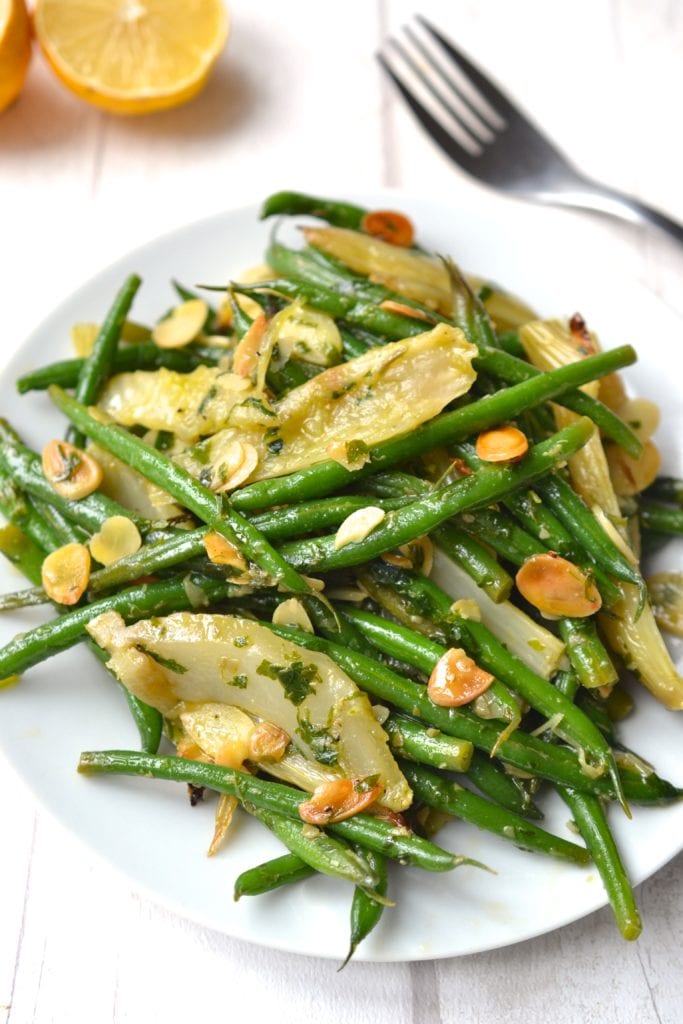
xmin=211 ymin=441 xmax=259 ymax=493
xmin=42 ymin=440 xmax=103 ymax=500
xmin=379 ymin=300 xmax=432 ymax=321
xmin=232 ymin=314 xmax=267 ymax=377
xmin=203 ymin=533 xmax=248 ymax=572
xmin=248 ymin=722 xmax=290 ymax=762
xmin=607 ymin=439 xmax=661 ymax=497
xmin=42 ymin=543 xmax=91 ymax=605
xmin=152 ymin=299 xmax=208 ymax=349
xmin=298 ymin=777 xmax=384 ymax=825
xmin=272 ymin=598 xmax=314 ymax=633
xmin=516 ymin=553 xmax=602 ymax=618
xmin=334 ymin=506 xmax=385 ymax=550
xmin=427 ymin=647 xmax=494 ymax=707
xmin=89 ymin=516 xmax=142 ymax=566
xmin=475 ymin=425 xmax=529 ymax=463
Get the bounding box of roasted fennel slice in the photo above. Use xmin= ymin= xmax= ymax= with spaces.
xmin=87 ymin=610 xmax=412 ymax=810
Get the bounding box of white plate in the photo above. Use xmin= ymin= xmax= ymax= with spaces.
xmin=0 ymin=192 xmax=682 ymax=962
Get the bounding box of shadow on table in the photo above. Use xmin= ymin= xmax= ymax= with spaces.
xmin=0 ymin=53 xmax=254 ymax=156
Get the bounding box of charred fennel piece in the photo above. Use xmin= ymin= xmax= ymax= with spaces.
xmin=77 ymin=751 xmax=476 ymax=872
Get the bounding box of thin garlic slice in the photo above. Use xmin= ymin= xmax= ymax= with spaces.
xmin=42 ymin=543 xmax=91 ymax=605
xmin=152 ymin=299 xmax=208 ymax=349
xmin=89 ymin=516 xmax=142 ymax=566
xmin=334 ymin=506 xmax=385 ymax=550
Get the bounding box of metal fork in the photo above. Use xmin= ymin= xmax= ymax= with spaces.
xmin=379 ymin=16 xmax=683 ymax=245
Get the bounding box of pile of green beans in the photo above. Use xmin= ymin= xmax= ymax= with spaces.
xmin=1 ymin=189 xmax=680 ymax=961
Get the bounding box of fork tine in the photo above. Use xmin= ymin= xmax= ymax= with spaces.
xmin=416 ymin=15 xmax=523 ymax=124
xmin=390 ymin=34 xmax=492 ymax=147
xmin=387 ymin=37 xmax=483 ymax=151
xmin=377 ymin=53 xmax=480 ymax=174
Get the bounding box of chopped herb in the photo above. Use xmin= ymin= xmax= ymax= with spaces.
xmin=154 ymin=430 xmax=174 ymax=451
xmin=478 ymin=284 xmax=494 ymax=303
xmin=296 ymin=714 xmax=339 ymax=765
xmin=345 ymin=439 xmax=369 ymax=465
xmin=53 ymin=443 xmax=82 ymax=482
xmin=242 ymin=396 xmax=277 ymax=417
xmin=233 ymin=636 xmax=249 ymax=648
xmin=197 ymin=385 xmax=218 ymax=416
xmin=138 ymin=647 xmax=188 ymax=674
xmin=257 ymin=659 xmax=320 ymax=704
xmin=229 ymin=674 xmax=248 ymax=688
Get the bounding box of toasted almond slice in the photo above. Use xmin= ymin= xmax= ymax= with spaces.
xmin=476 ymin=425 xmax=529 ymax=463
xmin=203 ymin=533 xmax=248 ymax=571
xmin=606 ymin=439 xmax=661 ymax=496
xmin=248 ymin=722 xmax=290 ymax=762
xmin=298 ymin=778 xmax=384 ymax=825
xmin=212 ymin=441 xmax=259 ymax=493
xmin=42 ymin=440 xmax=103 ymax=500
xmin=42 ymin=543 xmax=91 ymax=605
xmin=89 ymin=516 xmax=142 ymax=566
xmin=272 ymin=598 xmax=314 ymax=633
xmin=516 ymin=553 xmax=602 ymax=618
xmin=232 ymin=314 xmax=267 ymax=377
xmin=361 ymin=210 xmax=415 ymax=248
xmin=379 ymin=300 xmax=432 ymax=321
xmin=152 ymin=299 xmax=208 ymax=349
xmin=427 ymin=647 xmax=494 ymax=707
xmin=334 ymin=506 xmax=385 ymax=550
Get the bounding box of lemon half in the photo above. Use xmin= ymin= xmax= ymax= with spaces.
xmin=34 ymin=0 xmax=229 ymax=115
xmin=0 ymin=0 xmax=31 ymax=113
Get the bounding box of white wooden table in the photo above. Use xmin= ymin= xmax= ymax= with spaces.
xmin=2 ymin=2 xmax=682 ymax=1021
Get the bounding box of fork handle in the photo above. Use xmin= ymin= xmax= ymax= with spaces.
xmin=548 ymin=183 xmax=683 ymax=245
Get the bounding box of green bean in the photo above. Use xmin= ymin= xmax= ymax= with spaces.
xmin=558 ymin=787 xmax=640 ymax=939
xmin=233 ymin=853 xmax=314 ymax=899
xmin=260 ymin=191 xmax=367 ymax=229
xmin=533 ymin=474 xmax=643 ymax=589
xmin=639 ymin=501 xmax=683 ymax=536
xmin=496 ymin=330 xmax=525 ymax=358
xmin=0 ymin=474 xmax=61 ymax=554
xmin=341 ymin=850 xmax=388 ymax=969
xmin=0 ymin=524 xmax=45 ymax=589
xmin=466 ymin=750 xmax=543 ymax=820
xmin=85 ymin=639 xmax=163 ymax=755
xmin=267 ymin=624 xmax=622 ymax=798
xmin=78 ymin=750 xmax=473 ymax=872
xmin=70 ymin=274 xmax=142 ymax=446
xmin=358 ymin=472 xmax=513 ymax=603
xmin=402 ymin=761 xmax=589 ymax=865
xmin=558 ymin=618 xmax=618 ymax=691
xmin=16 ymin=342 xmax=224 ymax=394
xmin=247 ymin=805 xmax=379 ymax=889
xmin=48 ymin=387 xmax=316 ymax=600
xmin=619 ymin=764 xmax=683 ymax=805
xmin=0 ymin=574 xmax=241 ymax=681
xmin=644 ymin=477 xmax=683 ymax=507
xmin=343 ymin=605 xmax=623 ymax=805
xmin=278 ymin=420 xmax=594 ymax=573
xmin=384 ymin=713 xmax=473 ymax=773
xmin=31 ymin=497 xmax=85 ymax=546
xmin=231 ymin=348 xmax=635 ymax=510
